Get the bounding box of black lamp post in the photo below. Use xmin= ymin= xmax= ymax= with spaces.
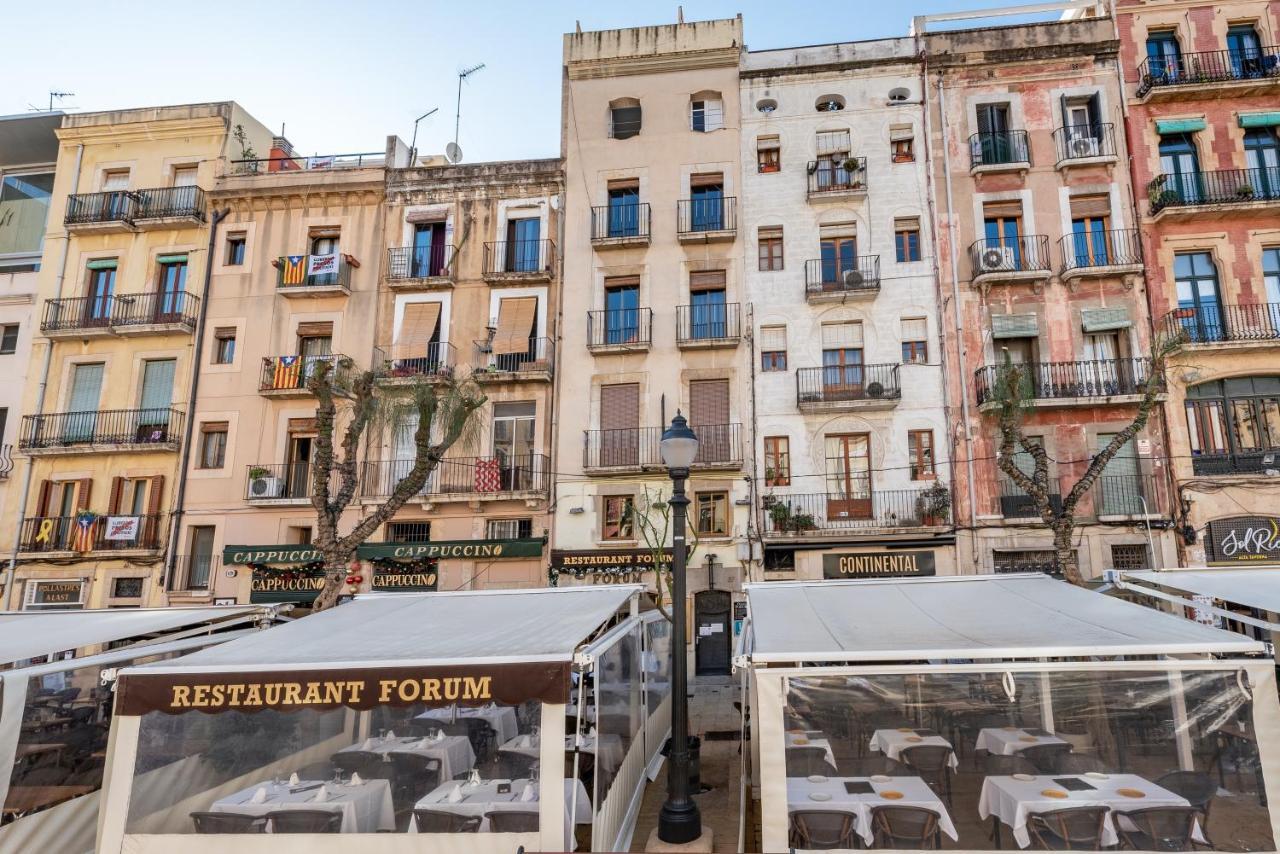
xmin=657 ymin=410 xmax=701 ymax=844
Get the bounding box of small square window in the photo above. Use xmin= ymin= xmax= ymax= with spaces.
xmin=487 ymin=518 xmax=533 ymax=539
xmin=603 ymin=496 xmax=635 ymax=540
xmin=198 ymin=423 xmax=227 ymax=469
xmin=225 ymin=233 xmax=246 ymax=265
xmin=387 ymin=521 xmax=430 ymax=543
xmin=764 ymin=549 xmax=795 ymax=572
xmin=695 ymin=491 xmax=728 ymax=536
xmin=760 ymin=325 xmax=787 ymax=372
xmin=891 ymin=138 xmax=915 ymax=163
xmin=757 ymin=136 xmax=781 ymax=173
xmin=213 ymin=328 xmax=236 ymax=365
xmin=112 ymin=577 xmax=144 ymax=598
xmin=901 ymin=318 xmax=928 ymax=364
xmin=0 ymin=324 xmax=17 ymax=355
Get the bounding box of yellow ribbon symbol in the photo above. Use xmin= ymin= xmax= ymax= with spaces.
xmin=34 ymin=518 xmax=55 ymax=544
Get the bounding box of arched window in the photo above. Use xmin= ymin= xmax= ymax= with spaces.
xmin=1185 ymin=376 xmax=1280 ymax=474
xmin=609 ymin=98 xmax=641 ymax=140
xmin=690 ymin=92 xmax=723 ymax=132
xmin=815 ymin=94 xmax=846 ymax=112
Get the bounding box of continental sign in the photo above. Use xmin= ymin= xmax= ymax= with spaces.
xmin=116 ymin=662 xmax=570 ymax=715
xmin=822 ymin=550 xmax=936 ymax=579
xmin=357 ymin=538 xmax=544 ymax=561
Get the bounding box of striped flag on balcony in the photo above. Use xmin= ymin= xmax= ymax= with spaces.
xmin=273 ymin=355 xmax=302 ymax=389
xmin=281 ymin=255 xmax=307 ymax=285
xmin=73 ymin=513 xmax=97 ymax=552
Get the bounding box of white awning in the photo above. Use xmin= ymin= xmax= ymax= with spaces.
xmin=1121 ymin=567 xmax=1280 ymax=624
xmin=135 ymin=585 xmax=641 ymax=672
xmin=745 ymin=574 xmax=1263 ymax=664
xmin=0 ymin=606 xmax=264 ymax=667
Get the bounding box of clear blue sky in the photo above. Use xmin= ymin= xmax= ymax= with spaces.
xmin=4 ymin=0 xmax=1044 ymax=163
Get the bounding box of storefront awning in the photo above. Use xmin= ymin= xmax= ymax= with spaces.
xmin=744 ymin=574 xmax=1262 ymax=664
xmin=1121 ymin=567 xmax=1280 ymax=621
xmin=357 ymin=537 xmax=544 ymax=560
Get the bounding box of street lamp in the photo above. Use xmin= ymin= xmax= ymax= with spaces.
xmin=658 ymin=410 xmax=702 ymax=844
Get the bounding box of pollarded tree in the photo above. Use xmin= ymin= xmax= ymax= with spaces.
xmin=630 ymin=485 xmax=700 ymax=623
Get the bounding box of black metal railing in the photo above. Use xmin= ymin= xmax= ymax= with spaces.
xmin=1192 ymin=450 xmax=1280 ymax=476
xmin=387 ymin=244 xmax=456 ymax=280
xmin=998 ymin=477 xmax=1064 ymax=519
xmin=376 ymin=341 xmax=455 ymax=379
xmin=970 ymin=235 xmax=1051 ymax=277
xmin=676 ymin=197 xmax=737 ymax=235
xmin=676 ymin=303 xmax=741 ymax=344
xmin=806 ymin=159 xmax=868 ymax=195
xmin=41 ymin=291 xmax=200 ymax=333
xmin=762 ymin=486 xmax=952 ymax=534
xmin=134 ymin=186 xmax=206 ymax=221
xmin=1094 ymin=473 xmax=1161 ymax=516
xmin=260 ymin=354 xmax=352 ymax=392
xmin=591 ymin=203 xmax=651 ymax=241
xmin=20 ymin=408 xmax=184 ymax=450
xmin=361 ymin=454 xmax=550 ymax=498
xmin=18 ymin=513 xmax=163 ymax=552
xmin=94 ymin=513 xmax=165 ymax=551
xmin=969 ymin=131 xmax=1031 ymax=167
xmin=473 ymin=337 xmax=554 ymax=375
xmin=804 ymin=256 xmax=881 ymax=297
xmin=244 ymin=463 xmax=315 ymax=501
xmin=1162 ymin=302 xmax=1280 ymax=344
xmin=583 ymin=424 xmax=742 ymax=470
xmin=276 ymin=255 xmax=352 ymax=290
xmin=1148 ymin=168 xmax=1280 ymax=213
xmin=587 ymin=308 xmax=652 ymax=349
xmin=229 ymin=152 xmax=385 ymax=174
xmin=0 ymin=444 xmax=11 ymax=478
xmin=483 ymin=239 xmax=555 ymax=276
xmin=1059 ymin=228 xmax=1143 ymax=271
xmin=796 ymin=364 xmax=901 ymax=406
xmin=169 ymin=554 xmax=217 ymax=591
xmin=975 ymin=358 xmax=1161 ymax=405
xmin=1137 ymin=45 xmax=1280 ymax=96
xmin=65 ymin=187 xmax=206 ymax=225
xmin=1052 ymin=123 xmax=1117 ymax=162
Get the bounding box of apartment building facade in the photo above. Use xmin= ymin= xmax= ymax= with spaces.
xmin=740 ymin=40 xmax=955 ymax=582
xmin=556 ymin=18 xmax=750 ymax=674
xmin=921 ymin=15 xmax=1179 ymax=579
xmin=1116 ymin=0 xmax=1280 ymax=568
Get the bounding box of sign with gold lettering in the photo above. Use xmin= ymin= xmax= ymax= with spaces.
xmin=371 ymin=564 xmax=439 ymax=592
xmin=357 ymin=538 xmax=543 ymax=561
xmin=822 ymin=550 xmax=936 ymax=579
xmin=224 ymin=545 xmax=324 ymax=565
xmin=250 ymin=564 xmax=326 ymax=604
xmin=549 ymin=548 xmax=677 ymax=589
xmin=25 ymin=579 xmax=86 ymax=610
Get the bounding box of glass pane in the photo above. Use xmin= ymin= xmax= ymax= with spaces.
xmin=0 ymin=172 xmax=55 ymax=255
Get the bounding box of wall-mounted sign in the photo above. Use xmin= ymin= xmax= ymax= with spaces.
xmin=822 ymin=550 xmax=936 ymax=579
xmin=250 ymin=564 xmax=326 ymax=604
xmin=371 ymin=564 xmax=439 ymax=592
xmin=549 ymin=548 xmax=675 ymax=585
xmin=357 ymin=538 xmax=543 ymax=561
xmin=1206 ymin=516 xmax=1280 ymax=565
xmin=24 ymin=579 xmax=86 ymax=610
xmin=224 ymin=545 xmax=323 ymax=565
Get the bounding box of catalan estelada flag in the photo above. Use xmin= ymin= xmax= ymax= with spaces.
xmin=273 ymin=355 xmax=302 ymax=389
xmin=281 ymin=255 xmax=307 ymax=285
xmin=73 ymin=514 xmax=97 ymax=552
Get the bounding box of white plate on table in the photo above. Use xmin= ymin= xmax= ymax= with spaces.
xmin=1085 ymin=772 xmax=1110 ymax=780
xmin=1012 ymin=773 xmax=1036 ymax=782
xmin=808 ymin=792 xmax=832 ymax=802
xmin=807 ymin=775 xmax=828 ymax=783
xmin=869 ymin=775 xmax=891 ymax=783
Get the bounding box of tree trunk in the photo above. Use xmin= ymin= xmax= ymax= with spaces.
xmin=313 ymin=558 xmax=353 ymax=611
xmin=1052 ymin=521 xmax=1084 ymax=587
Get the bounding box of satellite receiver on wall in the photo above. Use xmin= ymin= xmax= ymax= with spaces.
xmin=445 ymin=142 xmax=463 ymax=164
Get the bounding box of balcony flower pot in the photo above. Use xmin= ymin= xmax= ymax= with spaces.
xmin=915 ymin=482 xmax=952 ymax=527
xmin=248 ymin=467 xmax=269 ymax=480
xmin=1236 ymin=184 xmax=1256 ymax=198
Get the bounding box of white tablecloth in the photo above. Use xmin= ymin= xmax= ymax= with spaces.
xmin=785 ymin=731 xmax=837 ymax=771
xmin=786 ymin=775 xmax=958 ymax=846
xmin=868 ymin=728 xmax=958 ymax=769
xmin=417 ymin=705 xmax=520 ymax=743
xmin=978 ymin=773 xmax=1205 ymax=848
xmin=336 ymin=734 xmax=476 ymax=781
xmin=974 ymin=727 xmax=1070 ymax=756
xmin=409 ymin=777 xmax=592 ymax=847
xmin=498 ymin=732 xmax=626 ymax=773
xmin=211 ymin=779 xmax=394 ymax=833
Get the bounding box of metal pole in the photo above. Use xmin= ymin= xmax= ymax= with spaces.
xmin=658 ymin=465 xmax=700 ymax=842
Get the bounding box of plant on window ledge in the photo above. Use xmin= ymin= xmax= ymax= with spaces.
xmin=763 ymin=496 xmax=816 ymax=533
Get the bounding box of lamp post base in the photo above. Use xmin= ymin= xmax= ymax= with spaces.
xmin=646 ymin=824 xmax=714 ymax=852
xmin=656 ymin=797 xmax=703 ymax=846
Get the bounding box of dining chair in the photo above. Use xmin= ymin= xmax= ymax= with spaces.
xmin=1115 ymin=805 xmax=1200 ymax=851
xmin=330 ymin=749 xmax=387 ymax=779
xmin=413 ymin=809 xmax=482 ymax=832
xmin=842 ymin=754 xmax=911 ymax=777
xmin=984 ymin=753 xmax=1040 ymax=775
xmin=1021 ymin=743 xmax=1074 ymax=774
xmin=1056 ymin=753 xmax=1108 ymax=774
xmin=20 ymin=766 xmax=70 ymax=786
xmin=869 ymin=804 xmax=941 ymax=849
xmin=268 ymin=809 xmax=343 ymax=833
xmin=1156 ymin=770 xmax=1216 ymax=842
xmin=295 ymin=760 xmax=335 ymax=781
xmin=190 ymin=811 xmax=266 ymax=834
xmin=566 ymin=751 xmax=596 ymax=794
xmin=389 ymin=753 xmax=441 ymax=807
xmin=786 ymin=746 xmax=838 ymax=777
xmin=1025 ymin=805 xmax=1110 ymax=850
xmin=497 ymin=751 xmax=540 ymax=780
xmin=788 ymin=809 xmax=858 ymax=850
xmin=460 ymin=718 xmax=498 ymax=763
xmin=487 ymin=810 xmax=540 ymax=832
xmin=899 ymin=744 xmax=955 ymax=805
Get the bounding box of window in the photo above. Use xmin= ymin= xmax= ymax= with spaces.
xmin=695 ymin=491 xmax=728 ymax=535
xmin=819 ymin=222 xmax=858 ymax=284
xmin=102 ymin=169 xmax=130 ymax=191
xmin=690 ymin=96 xmax=724 ymax=132
xmin=156 ymin=256 xmax=188 ymax=317
xmin=1265 ymin=247 xmax=1280 ymax=305
xmin=764 ymin=548 xmax=795 ymax=572
xmin=225 ymin=233 xmax=246 ymax=265
xmin=894 ymin=218 xmax=921 ymax=262
xmin=606 ymin=181 xmax=641 ymax=238
xmin=289 ymin=526 xmax=312 ymax=545
xmin=890 ymin=124 xmax=915 ymax=162
xmin=387 ymin=521 xmax=430 ymax=543
xmin=815 ymin=95 xmax=846 ymax=112
xmin=907 ymin=430 xmax=935 ymax=480
xmin=197 ymin=423 xmax=228 ymax=469
xmin=213 ymin=328 xmax=236 ymax=364
xmin=757 ymin=135 xmax=781 ymax=173
xmin=1145 ymin=29 xmax=1182 ymax=79
xmin=1244 ymin=128 xmax=1280 ymax=197
xmin=1185 ymin=377 xmax=1280 ymax=474
xmin=172 ymin=166 xmax=198 ymax=187
xmin=688 ymin=175 xmax=725 ymax=232
xmin=602 ymin=495 xmax=634 ymax=540
xmin=487 ymin=518 xmax=533 ymax=539
xmin=760 ymin=325 xmax=787 ymax=372
xmin=85 ymin=261 xmax=116 ymax=323
xmin=609 ymin=99 xmax=641 ymax=139
xmin=1172 ymin=252 xmax=1222 ymax=343
xmin=603 ymin=276 xmax=641 ymax=345
xmin=0 ymin=407 xmax=7 ymax=443
xmin=0 ymin=170 xmax=54 ymax=260
xmin=764 ymin=437 xmax=790 ymax=486
xmin=181 ymin=526 xmax=216 ymax=590
xmin=688 ymin=270 xmax=727 ymax=339
xmin=1158 ymin=133 xmax=1201 ymax=203
xmin=492 ymin=402 xmax=536 ymax=488
xmin=901 ymin=317 xmax=928 ymax=364
xmin=758 ymin=226 xmax=783 ymax=271
xmin=112 ymin=577 xmax=144 ymax=598
xmin=1068 ymin=196 xmax=1113 ymax=266
xmin=1110 ymin=544 xmax=1150 ymax=570
xmin=0 ymin=324 xmax=17 ymax=354
xmin=992 ymin=549 xmax=1066 ymax=577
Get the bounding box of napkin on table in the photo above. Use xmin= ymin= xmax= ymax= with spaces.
xmin=386 ymin=730 xmax=396 ymax=739
xmin=361 ymin=738 xmax=375 ymax=750
xmin=250 ymin=787 xmax=268 ymax=804
xmin=447 ymin=784 xmax=464 ymax=804
xmin=288 ymin=772 xmax=300 ymax=786
xmin=313 ymin=786 xmax=329 ymax=803
xmin=350 ymin=772 xmax=364 ymax=786
xmin=520 ymin=782 xmax=536 ymax=802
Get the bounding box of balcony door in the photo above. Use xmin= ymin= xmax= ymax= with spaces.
xmin=1244 ymin=129 xmax=1280 ymax=199
xmin=298 ymin=330 xmax=333 ymax=384
xmin=1145 ymin=30 xmax=1182 ymax=80
xmin=391 ymin=411 xmax=432 ymax=496
xmin=138 ymin=359 xmax=176 ymax=441
xmin=599 ymin=383 xmax=639 ymax=467
xmin=822 ymin=347 xmax=864 ymax=400
xmin=689 ymin=285 xmax=727 ymax=340
xmin=1174 ymin=252 xmax=1223 ymax=342
xmin=976 ymin=103 xmax=1016 ymax=163
xmin=607 ymin=185 xmax=640 ymax=238
xmin=825 ymin=434 xmax=871 ymax=520
xmin=412 ymin=222 xmax=447 ymax=277
xmin=286 ymin=434 xmax=312 ymax=500
xmin=605 ymin=281 xmax=639 ymax=345
xmin=983 ymin=214 xmax=1023 ymax=269
xmin=505 ymin=217 xmax=541 ymax=272
xmin=1082 ymin=332 xmax=1121 ymax=396
xmin=310 ymin=235 xmax=339 ymax=285
xmin=820 ymin=236 xmax=857 ymax=288
xmin=1265 ymin=249 xmax=1280 ymax=326
xmin=64 ymin=362 xmax=104 ymax=443
xmin=1159 ymin=133 xmax=1202 ymax=204
xmin=492 ymin=401 xmax=536 ymax=490
xmin=1097 ymin=433 xmax=1143 ymax=515
xmin=689 ymin=379 xmax=730 ymax=464
xmin=155 ymin=257 xmax=187 ymax=322
xmin=1227 ymin=24 xmax=1263 ymax=77
xmin=85 ymin=264 xmax=115 ymax=327
xmin=689 ymin=182 xmax=724 ymax=231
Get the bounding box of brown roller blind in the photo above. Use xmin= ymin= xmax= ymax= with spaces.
xmin=147 ymin=475 xmax=165 ymax=516
xmin=296 ymin=321 xmax=333 ymax=337
xmin=689 ymin=270 xmax=726 ymax=292
xmin=288 ymin=417 xmax=317 ymax=433
xmin=758 ymin=225 xmax=783 ymax=239
xmin=607 ymin=178 xmax=639 ymax=191
xmin=605 ymin=275 xmax=640 ymax=289
xmin=399 ymin=302 xmax=442 ymax=344
xmin=405 ymin=210 xmax=446 ymax=224
xmin=689 ymin=379 xmax=730 ymax=426
xmin=982 ymin=200 xmax=1023 ymax=218
xmin=201 ymin=420 xmax=230 ymax=433
xmin=491 ymin=297 xmax=538 ymax=355
xmin=214 ymin=326 xmax=236 ymax=338
xmin=1069 ymin=194 xmax=1112 ymax=219
xmin=600 ymin=384 xmax=639 ymax=431
xmin=690 ymin=172 xmax=723 ymax=188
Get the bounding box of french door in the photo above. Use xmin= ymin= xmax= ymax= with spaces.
xmin=825 ymin=434 xmax=871 ymax=520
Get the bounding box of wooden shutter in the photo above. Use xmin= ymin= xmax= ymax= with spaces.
xmin=36 ymin=479 xmax=52 ymax=516
xmin=607 ymin=178 xmax=639 ymax=191
xmin=689 ymin=379 xmax=730 ymax=427
xmin=599 ymin=384 xmax=639 ymax=431
xmin=296 ymin=321 xmax=333 ymax=337
xmin=605 ymin=274 xmax=640 ymax=289
xmin=1069 ymin=195 xmax=1112 ymax=219
xmin=491 ymin=297 xmax=538 ymax=355
xmin=148 ymin=475 xmax=166 ymax=516
xmin=77 ymin=478 xmax=92 ymax=511
xmin=287 ymin=417 xmax=318 ymax=434
xmin=690 ymin=173 xmax=723 ymax=188
xmin=689 ymin=270 xmax=726 ymax=292
xmin=982 ymin=200 xmax=1023 ymax=218
xmin=109 ymin=477 xmax=124 ymax=514
xmin=399 ymin=302 xmax=442 ymax=344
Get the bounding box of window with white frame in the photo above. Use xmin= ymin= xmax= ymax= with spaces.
xmin=690 ymin=96 xmax=724 ymax=132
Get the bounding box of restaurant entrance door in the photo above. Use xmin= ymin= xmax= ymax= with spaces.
xmin=694 ymin=590 xmax=731 ymax=675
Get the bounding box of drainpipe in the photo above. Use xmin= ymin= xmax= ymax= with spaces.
xmin=4 ymin=144 xmax=83 ymax=611
xmin=744 ymin=303 xmax=761 ymax=584
xmin=164 ymin=206 xmax=229 ymax=592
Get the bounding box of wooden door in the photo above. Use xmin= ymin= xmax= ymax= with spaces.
xmin=825 ymin=434 xmax=871 ymax=520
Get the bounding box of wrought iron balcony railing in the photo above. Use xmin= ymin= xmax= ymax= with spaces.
xmin=245 ymin=463 xmax=315 ymax=501
xmin=1148 ymin=168 xmax=1280 ymax=213
xmin=18 ymin=513 xmax=164 ymax=552
xmin=0 ymin=444 xmax=11 ymax=478
xmin=276 ymin=255 xmax=352 ymax=290
xmin=676 ymin=197 xmax=737 ymax=235
xmin=969 ymin=131 xmax=1031 ymax=168
xmin=1052 ymin=123 xmax=1118 ymax=162
xmin=482 ymin=239 xmax=555 ymax=276
xmin=41 ymin=291 xmax=200 ymax=333
xmin=1093 ymin=473 xmax=1164 ymax=517
xmin=473 ymin=337 xmax=554 ymax=376
xmin=1137 ymin=46 xmax=1280 ymax=97
xmin=806 ymin=159 xmax=868 ymax=195
xmin=796 ymin=364 xmax=901 ymax=407
xmin=591 ymin=203 xmax=651 ymax=241
xmin=1058 ymin=228 xmax=1143 ymax=272
xmin=676 ymin=303 xmax=741 ymax=345
xmin=229 ymin=151 xmax=385 ymax=174
xmin=1192 ymin=450 xmax=1280 ymax=476
xmin=583 ymin=424 xmax=742 ymax=470
xmin=376 ymin=341 xmax=455 ymax=379
xmin=970 ymin=235 xmax=1051 ymax=278
xmin=360 ymin=454 xmax=550 ymax=498
xmin=1162 ymin=302 xmax=1280 ymax=344
xmin=260 ymin=354 xmax=352 ymax=392
xmin=998 ymin=477 xmax=1063 ymax=519
xmin=387 ymin=244 xmax=455 ymax=280
xmin=64 ymin=186 xmax=206 ymax=226
xmin=134 ymin=186 xmax=206 ymax=221
xmin=762 ymin=486 xmax=951 ymax=534
xmin=20 ymin=408 xmax=184 ymax=450
xmin=975 ymin=358 xmax=1161 ymax=405
xmin=587 ymin=308 xmax=652 ymax=349
xmin=804 ymin=256 xmax=880 ymax=297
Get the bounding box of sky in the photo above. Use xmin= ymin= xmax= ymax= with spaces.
xmin=2 ymin=0 xmax=1049 ymax=164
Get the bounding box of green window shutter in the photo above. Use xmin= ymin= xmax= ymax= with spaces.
xmin=139 ymin=359 xmax=177 ymax=411
xmin=86 ymin=259 xmax=118 ymax=271
xmin=1239 ymin=113 xmax=1280 ymax=129
xmin=991 ymin=314 xmax=1039 ymax=339
xmin=1155 ymin=118 xmax=1206 ymax=135
xmin=1081 ymin=307 xmax=1132 ymax=332
xmin=155 ymin=253 xmax=188 ymax=264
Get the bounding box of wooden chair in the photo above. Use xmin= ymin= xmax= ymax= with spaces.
xmin=899 ymin=744 xmax=955 ymax=806
xmin=1116 ymin=806 xmax=1200 ymax=851
xmin=842 ymin=754 xmax=910 ymax=777
xmin=487 ymin=810 xmax=539 ymax=832
xmin=984 ymin=753 xmax=1040 ymax=775
xmin=788 ymin=809 xmax=858 ymax=850
xmin=190 ymin=811 xmax=266 ymax=833
xmin=497 ymin=751 xmax=539 ymax=780
xmin=786 ymin=746 xmax=838 ymax=777
xmin=413 ymin=809 xmax=481 ymax=832
xmin=268 ymin=809 xmax=342 ymax=833
xmin=1026 ymin=806 xmax=1110 ymax=850
xmin=1021 ymin=743 xmax=1074 ymax=774
xmin=869 ymin=805 xmax=941 ymax=849
xmin=1056 ymin=753 xmax=1108 ymax=774
xmin=389 ymin=753 xmax=440 ymax=808
xmin=1156 ymin=771 xmax=1216 ymax=843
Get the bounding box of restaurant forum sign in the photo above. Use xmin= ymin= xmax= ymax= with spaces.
xmin=1207 ymin=516 xmax=1280 ymax=565
xmin=822 ymin=550 xmax=936 ymax=579
xmin=549 ymin=548 xmax=675 ymax=585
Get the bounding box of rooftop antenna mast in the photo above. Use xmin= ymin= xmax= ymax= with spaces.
xmin=454 ymin=63 xmax=486 ymax=149
xmin=39 ymin=91 xmax=74 ymax=112
xmin=409 ymin=107 xmax=439 ymax=167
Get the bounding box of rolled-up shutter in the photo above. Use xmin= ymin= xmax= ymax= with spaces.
xmin=759 ymin=326 xmax=787 ymax=352
xmin=296 ymin=321 xmax=333 ymax=338
xmin=600 ymin=384 xmax=638 ymax=431
xmin=889 ymin=124 xmax=914 ymax=142
xmin=982 ymin=200 xmax=1023 ymax=219
xmin=900 ymin=318 xmax=928 ymax=341
xmin=822 ymin=321 xmax=863 ymax=348
xmin=1069 ymin=195 xmax=1112 ymax=219
xmin=689 ymin=379 xmax=730 ymax=427
xmin=491 ymin=297 xmax=538 ymax=355
xmin=689 ymin=270 xmax=726 ymax=292
xmin=1081 ymin=307 xmax=1131 ymax=332
xmin=991 ymin=313 xmax=1039 ymax=339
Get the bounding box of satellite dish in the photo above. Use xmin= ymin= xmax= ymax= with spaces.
xmin=445 ymin=142 xmax=463 ymax=164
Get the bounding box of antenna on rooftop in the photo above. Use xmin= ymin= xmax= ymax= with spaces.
xmin=32 ymin=90 xmax=74 ymax=112
xmin=453 ymin=63 xmax=486 ymax=155
xmin=677 ymin=6 xmax=684 ymax=23
xmin=409 ymin=107 xmax=439 ymax=167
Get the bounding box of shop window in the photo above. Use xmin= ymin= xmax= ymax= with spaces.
xmin=992 ymin=549 xmax=1069 ymax=577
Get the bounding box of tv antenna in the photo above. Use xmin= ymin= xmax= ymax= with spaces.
xmin=30 ymin=90 xmax=74 ymax=112
xmin=454 ymin=63 xmax=486 ymax=151
xmin=409 ymin=107 xmax=438 ymax=167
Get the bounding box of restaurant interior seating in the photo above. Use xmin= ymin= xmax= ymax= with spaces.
xmin=412 ymin=809 xmax=482 ymax=833
xmin=189 ymin=811 xmax=266 ymax=833
xmin=1156 ymin=770 xmax=1217 ymax=824
xmin=1115 ymin=805 xmax=1200 ymax=851
xmin=296 ymin=760 xmax=337 ymax=780
xmin=788 ymin=809 xmax=858 ymax=850
xmin=268 ymin=809 xmax=343 ymax=833
xmin=1055 ymin=753 xmax=1108 ymax=774
xmin=841 ymin=754 xmax=911 ymax=776
xmin=565 ymin=751 xmax=595 ymax=794
xmin=983 ymin=753 xmax=1040 ymax=775
xmin=1021 ymin=743 xmax=1075 ymax=774
xmin=389 ymin=753 xmax=441 ymax=806
xmin=899 ymin=744 xmax=954 ymax=805
xmin=497 ymin=751 xmax=540 ymax=780
xmin=786 ymin=746 xmax=839 ymax=777
xmin=330 ymin=749 xmax=390 ymax=779
xmin=21 ymin=766 xmax=71 ymax=786
xmin=1024 ymin=805 xmax=1110 ymax=850
xmin=486 ymin=810 xmax=539 ymax=832
xmin=869 ymin=804 xmax=942 ymax=849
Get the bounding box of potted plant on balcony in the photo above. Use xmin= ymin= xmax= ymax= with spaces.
xmin=915 ymin=482 xmax=951 ymax=526
xmin=1236 ymin=183 xmax=1256 ymax=199
xmin=248 ymin=466 xmax=269 ymax=480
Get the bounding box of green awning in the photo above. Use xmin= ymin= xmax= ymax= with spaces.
xmin=357 ymin=538 xmax=544 ymax=561
xmin=156 ymin=253 xmax=188 ymax=264
xmin=85 ymin=259 xmax=118 ymax=271
xmin=1239 ymin=113 xmax=1280 ymax=129
xmin=1155 ymin=118 xmax=1206 ymax=135
xmin=991 ymin=314 xmax=1039 ymax=339
xmin=1081 ymin=307 xmax=1131 ymax=332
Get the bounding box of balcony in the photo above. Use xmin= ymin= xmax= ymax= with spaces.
xmin=19 ymin=408 xmax=184 ymax=455
xmin=591 ymin=203 xmax=651 ymax=248
xmin=583 ymin=424 xmax=742 ymax=474
xmin=806 ymin=159 xmax=868 ymax=200
xmin=41 ymin=292 xmax=200 ymax=339
xmin=975 ymin=358 xmax=1162 ymax=409
xmin=64 ymin=186 xmax=206 ymax=232
xmin=386 ymin=245 xmax=456 ymax=288
xmin=969 ymin=131 xmax=1031 ymax=175
xmin=259 ymin=354 xmax=353 ymax=398
xmin=969 ymin=236 xmax=1052 ymax=291
xmin=1052 ymin=124 xmax=1118 ymax=169
xmin=1191 ymin=450 xmax=1280 ymax=477
xmin=1137 ymin=47 xmax=1280 ymax=100
xmin=0 ymin=444 xmax=11 ymax=479
xmin=676 ymin=197 xmax=736 ymax=243
xmin=374 ymin=341 xmax=456 ymax=384
xmin=796 ymin=364 xmax=901 ymax=412
xmin=1093 ymin=473 xmax=1166 ymax=520
xmin=230 ymin=151 xmax=386 ymax=174
xmin=1162 ymin=303 xmax=1280 ymax=352
xmin=761 ymin=486 xmax=952 ymax=539
xmin=360 ymin=454 xmax=550 ymax=503
xmin=17 ymin=513 xmax=165 ymax=555
xmin=169 ymin=554 xmax=217 ymax=593
xmin=275 ymin=254 xmax=352 ymax=297
xmin=998 ymin=478 xmax=1063 ymax=520
xmin=676 ymin=303 xmax=741 ymax=349
xmin=472 ymin=337 xmax=554 ymax=383
xmin=245 ymin=463 xmax=316 ymax=505
xmin=1147 ymin=168 xmax=1280 ymax=218
xmin=482 ymin=239 xmax=555 ymax=282
xmin=587 ymin=308 xmax=652 ymax=353
xmin=804 ymin=256 xmax=880 ymax=302
xmin=1058 ymin=228 xmax=1144 ymax=284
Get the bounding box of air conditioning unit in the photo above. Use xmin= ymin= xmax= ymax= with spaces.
xmin=248 ymin=475 xmax=283 ymax=498
xmin=842 ymin=269 xmax=865 ymax=288
xmin=979 ymin=246 xmax=1016 ymax=272
xmin=1069 ymin=136 xmax=1100 ymax=158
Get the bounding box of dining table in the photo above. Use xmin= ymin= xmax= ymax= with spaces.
xmin=335 ymin=733 xmax=476 ymax=781
xmin=785 ymin=730 xmax=838 ymax=771
xmin=868 ymin=727 xmax=959 ymax=769
xmin=975 ymin=727 xmax=1070 ymax=756
xmin=786 ymin=775 xmax=958 ymax=846
xmin=409 ymin=777 xmax=592 ymax=846
xmin=498 ymin=732 xmax=626 ymax=773
xmin=416 ymin=704 xmax=520 ymax=743
xmin=210 ymin=778 xmax=395 ymax=833
xmin=2 ymin=785 xmax=94 ymax=818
